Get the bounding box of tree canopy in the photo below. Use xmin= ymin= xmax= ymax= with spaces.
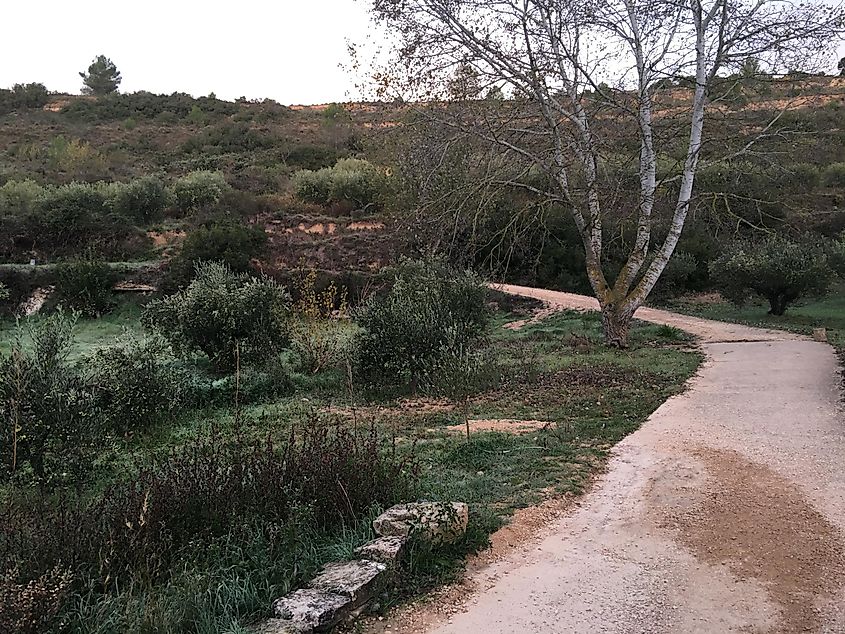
xmin=364 ymin=0 xmax=845 ymax=345
xmin=79 ymin=55 xmax=122 ymax=96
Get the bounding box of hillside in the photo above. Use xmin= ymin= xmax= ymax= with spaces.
xmin=0 ymin=77 xmax=844 ymax=298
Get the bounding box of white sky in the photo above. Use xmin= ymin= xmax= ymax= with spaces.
xmin=0 ymin=0 xmax=375 ymax=105
xmin=2 ymin=1 xmax=843 ymax=105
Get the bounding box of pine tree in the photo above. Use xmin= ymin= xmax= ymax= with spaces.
xmin=79 ymin=55 xmax=122 ymax=96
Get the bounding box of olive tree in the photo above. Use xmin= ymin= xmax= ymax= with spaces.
xmin=711 ymin=237 xmax=836 ymax=315
xmin=363 ymin=0 xmax=844 ymax=346
xmin=143 ymin=262 xmax=291 ymax=372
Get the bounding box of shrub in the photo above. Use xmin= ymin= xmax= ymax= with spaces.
xmin=0 ymin=180 xmax=45 ymax=216
xmin=182 ymin=122 xmax=273 ymax=153
xmin=827 ymin=235 xmax=845 ymax=278
xmin=356 ymin=257 xmax=489 ymax=390
xmin=822 ymin=162 xmax=845 ymax=188
xmin=710 ymin=236 xmax=835 ymax=315
xmin=109 ymin=176 xmax=172 ymax=223
xmin=164 ymin=219 xmax=267 ymax=290
xmin=329 ymin=158 xmax=386 ymax=209
xmin=37 ymin=182 xmax=108 ymax=244
xmin=143 ymin=262 xmax=291 ymax=372
xmin=293 ymin=158 xmax=386 ymax=210
xmin=45 ymin=137 xmax=107 ymax=179
xmin=61 ymin=91 xmax=239 ymax=123
xmin=781 ymin=162 xmax=820 ymax=192
xmin=652 ymin=251 xmax=699 ymax=299
xmin=56 ymin=255 xmax=117 ymax=317
xmin=0 ymin=421 xmax=415 ymax=594
xmin=284 ymin=144 xmax=341 ymax=170
xmin=0 ymin=566 xmax=72 ymax=634
xmin=292 ymin=168 xmax=333 ymax=205
xmin=421 ymin=344 xmax=498 ymax=441
xmin=171 ymin=171 xmax=228 ymax=213
xmin=180 ymin=220 xmax=266 ymax=273
xmin=0 ymin=83 xmax=49 ymax=116
xmin=89 ymin=336 xmax=188 ymax=434
xmin=0 ymin=312 xmax=99 ymax=484
xmin=289 ymin=270 xmax=355 ymax=374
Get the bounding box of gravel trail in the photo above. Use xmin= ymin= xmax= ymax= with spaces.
xmin=422 ymin=285 xmax=845 ymax=634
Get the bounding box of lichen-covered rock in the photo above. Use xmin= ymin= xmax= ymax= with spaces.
xmin=254 ymin=617 xmax=311 ymax=634
xmin=353 ymin=535 xmax=408 ymax=566
xmin=373 ymin=502 xmax=468 ymax=544
xmin=308 ymin=559 xmax=387 ymax=606
xmin=271 ymin=588 xmax=351 ymax=632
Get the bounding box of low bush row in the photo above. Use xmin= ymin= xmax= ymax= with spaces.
xmin=0 ymin=171 xmax=229 ymax=224
xmin=0 ymin=83 xmax=49 ymax=116
xmin=293 ymin=158 xmax=388 ymax=212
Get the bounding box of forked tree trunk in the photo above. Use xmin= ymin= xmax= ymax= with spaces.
xmin=600 ymin=301 xmax=636 ymax=348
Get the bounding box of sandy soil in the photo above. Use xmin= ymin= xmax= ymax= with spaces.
xmin=370 ymin=284 xmax=845 ymax=634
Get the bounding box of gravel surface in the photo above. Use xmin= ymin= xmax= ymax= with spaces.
xmin=384 ymin=285 xmax=845 ymax=634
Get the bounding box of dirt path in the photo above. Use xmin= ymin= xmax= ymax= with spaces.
xmin=414 ymin=285 xmax=845 ymax=634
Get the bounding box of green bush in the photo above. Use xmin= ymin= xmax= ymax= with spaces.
xmin=181 ymin=220 xmax=266 ymax=273
xmin=143 ymin=262 xmax=291 ymax=372
xmin=56 ymin=256 xmax=117 ymax=317
xmin=292 ymin=168 xmax=333 ymax=204
xmin=0 ymin=83 xmax=49 ymax=116
xmin=284 ymin=143 xmax=341 ymax=170
xmin=356 ymin=257 xmax=489 ymax=390
xmin=164 ymin=219 xmax=267 ymax=290
xmin=182 ymin=122 xmax=273 ymax=153
xmin=109 ymin=176 xmax=172 ymax=223
xmin=171 ymin=171 xmax=228 ymax=213
xmin=710 ymin=236 xmax=835 ymax=315
xmin=293 ymin=158 xmax=386 ymax=210
xmin=0 ymin=312 xmax=99 ymax=484
xmin=822 ymin=162 xmax=845 ymax=188
xmin=61 ymin=91 xmax=240 ymax=122
xmin=0 ymin=180 xmax=45 ymax=216
xmin=38 ymin=182 xmax=108 ymax=233
xmin=89 ymin=336 xmax=188 ymax=434
xmin=827 ymin=234 xmax=845 ymax=278
xmin=652 ymin=251 xmax=699 ymax=299
xmin=781 ymin=163 xmax=820 ymax=192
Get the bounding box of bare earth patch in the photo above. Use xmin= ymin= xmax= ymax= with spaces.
xmin=664 ymin=447 xmax=845 ymax=633
xmin=442 ymin=419 xmax=551 ymax=434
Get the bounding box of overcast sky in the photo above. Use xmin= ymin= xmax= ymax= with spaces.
xmin=3 ymin=1 xmax=843 ymax=105
xmin=0 ymin=0 xmax=375 ymax=105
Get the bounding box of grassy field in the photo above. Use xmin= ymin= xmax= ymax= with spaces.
xmin=663 ymin=287 xmax=845 ymax=346
xmin=0 ymin=297 xmax=702 ymax=632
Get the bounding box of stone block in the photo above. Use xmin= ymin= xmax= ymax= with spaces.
xmin=353 ymin=535 xmax=408 ymax=566
xmin=373 ymin=502 xmax=468 ymax=544
xmin=308 ymin=559 xmax=387 ymax=606
xmin=271 ymin=588 xmax=351 ymax=633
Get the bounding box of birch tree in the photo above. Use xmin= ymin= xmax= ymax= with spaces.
xmin=365 ymin=0 xmax=844 ymax=346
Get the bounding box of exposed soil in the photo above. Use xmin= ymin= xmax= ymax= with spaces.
xmin=663 ymin=447 xmax=845 ymax=634
xmin=365 ymin=285 xmax=845 ymax=634
xmin=441 ymin=419 xmax=551 ymax=435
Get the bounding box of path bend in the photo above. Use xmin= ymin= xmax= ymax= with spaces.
xmin=426 ymin=285 xmax=845 ymax=634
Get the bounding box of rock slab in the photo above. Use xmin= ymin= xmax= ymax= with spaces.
xmin=271 ymin=588 xmax=350 ymax=632
xmin=353 ymin=535 xmax=408 ymax=566
xmin=373 ymin=502 xmax=469 ymax=544
xmin=308 ymin=559 xmax=387 ymax=605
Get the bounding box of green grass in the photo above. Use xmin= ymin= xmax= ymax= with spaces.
xmin=0 ymin=299 xmax=702 ymax=632
xmin=0 ymin=298 xmax=146 ymax=360
xmin=664 ymin=287 xmax=845 ymax=346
